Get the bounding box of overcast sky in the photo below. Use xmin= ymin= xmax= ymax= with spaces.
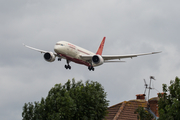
xmin=1 ymin=0 xmax=180 ymax=119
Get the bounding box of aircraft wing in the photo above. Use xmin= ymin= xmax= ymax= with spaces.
xmin=80 ymin=51 xmax=161 ymax=61
xmin=102 ymin=52 xmax=161 ymax=60
xmin=23 ymin=44 xmax=57 ymax=56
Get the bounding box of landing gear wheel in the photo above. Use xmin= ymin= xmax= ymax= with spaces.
xmin=65 ymin=65 xmax=68 ymax=69
xmin=88 ymin=66 xmax=94 ymax=71
xmin=88 ymin=66 xmax=91 ymax=71
xmin=65 ymin=60 xmax=71 ymax=70
xmin=65 ymin=65 xmax=71 ymax=69
xmin=68 ymin=65 xmax=71 ymax=69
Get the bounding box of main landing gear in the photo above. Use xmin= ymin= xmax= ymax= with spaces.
xmin=65 ymin=60 xmax=71 ymax=69
xmin=65 ymin=64 xmax=71 ymax=69
xmin=88 ymin=66 xmax=94 ymax=71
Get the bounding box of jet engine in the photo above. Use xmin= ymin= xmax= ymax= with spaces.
xmin=44 ymin=52 xmax=56 ymax=62
xmin=92 ymin=55 xmax=104 ymax=66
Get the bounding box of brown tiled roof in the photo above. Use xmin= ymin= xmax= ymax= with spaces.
xmin=105 ymin=102 xmax=123 ymax=120
xmin=104 ymin=100 xmax=147 ymax=120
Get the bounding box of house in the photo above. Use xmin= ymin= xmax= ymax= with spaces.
xmin=104 ymin=94 xmax=159 ymax=120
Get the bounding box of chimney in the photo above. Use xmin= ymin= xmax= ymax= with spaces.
xmin=136 ymin=94 xmax=146 ymax=100
xmin=157 ymin=92 xmax=165 ymax=97
xmin=148 ymin=95 xmax=160 ymax=117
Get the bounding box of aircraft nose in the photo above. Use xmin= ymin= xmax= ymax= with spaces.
xmin=54 ymin=45 xmax=59 ymax=53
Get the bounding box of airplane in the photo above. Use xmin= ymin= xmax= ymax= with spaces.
xmin=23 ymin=37 xmax=161 ymax=71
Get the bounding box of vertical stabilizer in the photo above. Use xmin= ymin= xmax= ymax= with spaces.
xmin=96 ymin=37 xmax=106 ymax=55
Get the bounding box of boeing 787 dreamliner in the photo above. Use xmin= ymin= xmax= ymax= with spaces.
xmin=23 ymin=37 xmax=161 ymax=71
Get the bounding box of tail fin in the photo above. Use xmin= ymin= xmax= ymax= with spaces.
xmin=96 ymin=37 xmax=106 ymax=55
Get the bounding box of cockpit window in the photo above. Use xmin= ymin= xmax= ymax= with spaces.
xmin=56 ymin=43 xmax=64 ymax=46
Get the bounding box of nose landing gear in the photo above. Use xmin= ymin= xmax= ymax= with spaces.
xmin=58 ymin=57 xmax=61 ymax=61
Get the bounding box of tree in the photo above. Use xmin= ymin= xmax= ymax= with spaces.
xmin=22 ymin=79 xmax=109 ymax=120
xmin=134 ymin=106 xmax=153 ymax=120
xmin=158 ymin=77 xmax=180 ymax=120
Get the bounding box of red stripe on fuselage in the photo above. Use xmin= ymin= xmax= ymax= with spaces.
xmin=58 ymin=53 xmax=91 ymax=67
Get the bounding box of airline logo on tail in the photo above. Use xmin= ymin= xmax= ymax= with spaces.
xmin=96 ymin=37 xmax=106 ymax=55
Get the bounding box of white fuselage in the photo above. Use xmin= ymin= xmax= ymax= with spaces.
xmin=54 ymin=41 xmax=95 ymax=66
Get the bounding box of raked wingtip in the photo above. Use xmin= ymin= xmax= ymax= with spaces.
xmin=152 ymin=51 xmax=162 ymax=54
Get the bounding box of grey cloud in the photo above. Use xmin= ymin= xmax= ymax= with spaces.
xmin=0 ymin=0 xmax=180 ymax=119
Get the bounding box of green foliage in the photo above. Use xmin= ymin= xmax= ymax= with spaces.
xmin=134 ymin=106 xmax=153 ymax=120
xmin=22 ymin=79 xmax=109 ymax=120
xmin=158 ymin=77 xmax=180 ymax=120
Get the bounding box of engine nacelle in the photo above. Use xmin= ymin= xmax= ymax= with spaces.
xmin=44 ymin=52 xmax=56 ymax=62
xmin=92 ymin=55 xmax=104 ymax=66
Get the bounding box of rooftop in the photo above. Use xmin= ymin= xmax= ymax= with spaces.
xmin=104 ymin=99 xmax=147 ymax=120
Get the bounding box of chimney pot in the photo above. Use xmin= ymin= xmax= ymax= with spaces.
xmin=157 ymin=93 xmax=165 ymax=97
xmin=136 ymin=94 xmax=146 ymax=100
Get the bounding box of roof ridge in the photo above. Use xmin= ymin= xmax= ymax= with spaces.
xmin=113 ymin=101 xmax=126 ymax=120
xmin=109 ymin=102 xmax=123 ymax=109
